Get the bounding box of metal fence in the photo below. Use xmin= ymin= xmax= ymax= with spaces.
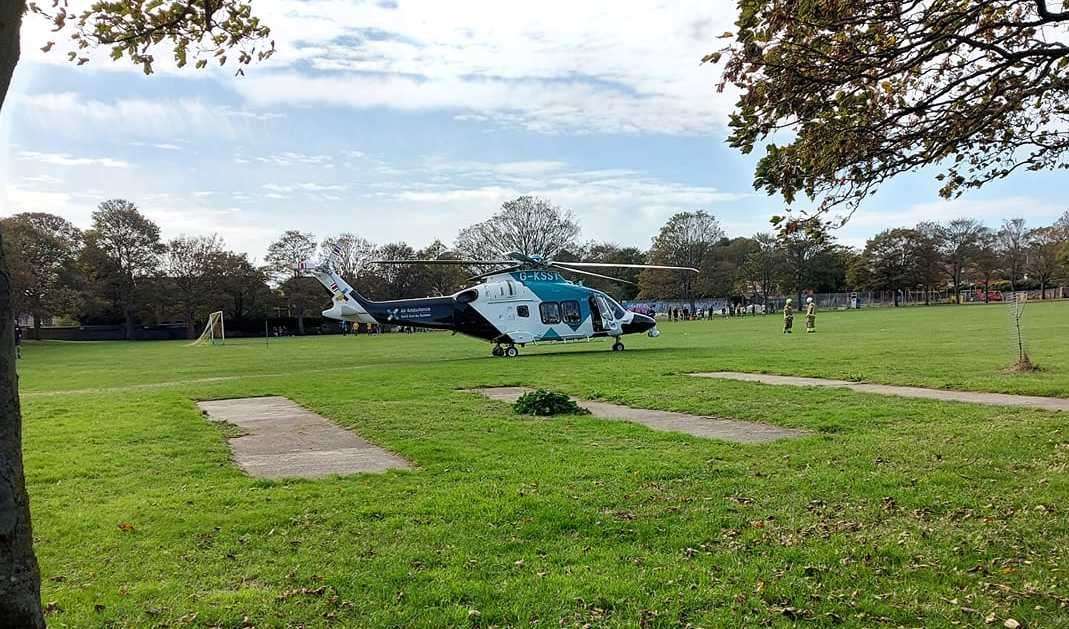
xmin=626 ymin=286 xmax=1066 ymax=316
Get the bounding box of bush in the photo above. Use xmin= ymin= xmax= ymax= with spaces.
xmin=513 ymin=389 xmax=591 ymax=417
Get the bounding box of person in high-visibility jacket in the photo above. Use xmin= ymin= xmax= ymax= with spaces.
xmin=805 ymin=297 xmax=816 ymax=333
xmin=783 ymin=298 xmax=794 ymax=334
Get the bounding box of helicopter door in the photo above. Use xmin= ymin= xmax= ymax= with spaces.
xmin=594 ymin=295 xmax=620 ymax=336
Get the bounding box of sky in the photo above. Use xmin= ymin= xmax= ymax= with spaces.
xmin=3 ymin=0 xmax=1067 ymax=263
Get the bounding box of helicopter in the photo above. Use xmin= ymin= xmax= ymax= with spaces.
xmin=299 ymin=249 xmax=697 ymax=357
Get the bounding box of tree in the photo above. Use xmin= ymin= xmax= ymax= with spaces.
xmin=740 ymin=232 xmax=782 ymax=308
xmin=163 ymin=234 xmax=224 ymax=338
xmin=998 ymin=218 xmax=1029 ymax=291
xmin=372 ymin=242 xmax=421 ymax=299
xmin=707 ymin=237 xmax=758 ymax=300
xmin=1026 ymin=226 xmax=1062 ymax=298
xmin=0 ymin=230 xmax=43 ymax=627
xmin=778 ymin=230 xmax=834 ymax=305
xmin=911 ymin=222 xmax=945 ymax=305
xmin=414 ymin=240 xmax=467 ymax=297
xmin=576 ymin=242 xmax=647 ymax=301
xmin=937 ymin=218 xmax=986 ymax=304
xmin=320 ymin=233 xmax=375 ymax=280
xmin=638 ymin=211 xmax=725 ymax=307
xmin=265 ymin=231 xmax=316 ymax=283
xmin=0 ymin=213 xmax=83 ymax=338
xmin=971 ymin=230 xmax=1002 ymax=303
xmin=454 ymin=196 xmax=580 ymax=261
xmin=852 ymin=228 xmax=917 ymax=306
xmin=214 ymin=252 xmax=272 ymax=322
xmin=277 ymin=276 xmax=324 ymax=336
xmin=83 ymin=200 xmax=164 ymax=339
xmin=711 ymin=1 xmax=1069 ymax=231
xmin=1 ymin=4 xmax=275 ymax=624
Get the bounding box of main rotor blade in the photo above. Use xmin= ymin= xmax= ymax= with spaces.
xmin=555 ymin=261 xmax=699 ymax=272
xmin=467 ymin=264 xmax=524 ymax=282
xmin=371 ymin=259 xmax=515 ymax=265
xmin=553 ymin=264 xmax=636 ymax=285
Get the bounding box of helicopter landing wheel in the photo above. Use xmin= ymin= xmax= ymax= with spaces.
xmin=505 ymin=346 xmax=519 ymax=358
xmin=492 ymin=345 xmax=504 ymax=357
xmin=612 ymin=340 xmax=625 ymax=352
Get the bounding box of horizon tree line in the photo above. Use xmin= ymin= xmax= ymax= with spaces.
xmin=3 ymin=197 xmax=1068 ymax=339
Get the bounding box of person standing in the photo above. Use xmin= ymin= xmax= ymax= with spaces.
xmin=805 ymin=297 xmax=816 ymax=334
xmin=14 ymin=323 xmax=22 ymax=359
xmin=783 ymin=299 xmax=794 ymax=334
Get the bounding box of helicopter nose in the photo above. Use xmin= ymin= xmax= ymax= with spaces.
xmin=622 ymin=313 xmax=657 ymax=335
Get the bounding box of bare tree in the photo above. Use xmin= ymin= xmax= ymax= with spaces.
xmin=455 ymin=196 xmax=580 ymax=261
xmin=998 ymin=218 xmax=1029 ymax=291
xmin=265 ymin=231 xmax=317 ymax=283
xmin=937 ymin=218 xmax=986 ymax=304
xmin=971 ymin=230 xmax=1002 ymax=303
xmin=320 ymin=233 xmax=376 ymax=280
xmin=1027 ymin=226 xmax=1063 ymax=299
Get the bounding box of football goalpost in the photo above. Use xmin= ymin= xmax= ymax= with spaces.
xmin=190 ymin=311 xmax=225 ymax=346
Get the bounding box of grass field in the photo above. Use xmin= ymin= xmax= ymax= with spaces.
xmin=17 ymin=302 xmax=1069 ymax=627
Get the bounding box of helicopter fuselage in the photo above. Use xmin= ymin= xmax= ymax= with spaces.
xmin=309 ymin=266 xmax=658 ymax=348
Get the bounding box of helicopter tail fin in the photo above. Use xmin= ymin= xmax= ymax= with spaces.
xmin=298 ymin=259 xmax=377 ymax=324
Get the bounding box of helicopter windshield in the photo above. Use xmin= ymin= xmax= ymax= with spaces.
xmin=603 ymin=295 xmax=627 ymax=319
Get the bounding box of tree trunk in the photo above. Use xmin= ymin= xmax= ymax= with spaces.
xmin=0 ymin=231 xmax=46 ymax=627
xmin=123 ymin=307 xmax=135 ymax=340
xmin=0 ymin=0 xmax=24 ymax=114
xmin=31 ymin=314 xmax=40 ymax=341
xmin=186 ymin=309 xmax=196 ymax=340
xmin=297 ymin=313 xmax=305 ymax=336
xmin=984 ymin=279 xmax=990 ymax=303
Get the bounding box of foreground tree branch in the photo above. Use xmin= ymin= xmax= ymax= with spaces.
xmin=710 ymin=0 xmax=1069 ymax=234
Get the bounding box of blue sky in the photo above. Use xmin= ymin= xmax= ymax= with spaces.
xmin=3 ymin=0 xmax=1066 ymax=261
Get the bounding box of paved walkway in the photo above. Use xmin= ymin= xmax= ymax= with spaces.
xmin=690 ymin=372 xmax=1069 ymax=412
xmin=469 ymin=387 xmax=806 ymax=443
xmin=197 ymin=396 xmax=411 ymax=479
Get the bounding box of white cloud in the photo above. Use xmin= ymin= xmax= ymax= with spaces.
xmin=16 ymin=151 xmax=130 ymax=169
xmin=222 ymin=0 xmax=737 ymax=135
xmin=254 ymin=152 xmax=335 ymax=167
xmin=12 ymin=92 xmax=283 ymax=141
xmin=263 ymin=182 xmax=347 ymax=193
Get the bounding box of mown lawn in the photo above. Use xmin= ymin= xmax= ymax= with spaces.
xmin=17 ymin=302 xmax=1069 ymax=627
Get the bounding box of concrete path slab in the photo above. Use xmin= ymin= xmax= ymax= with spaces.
xmin=690 ymin=372 xmax=1069 ymax=412
xmin=469 ymin=387 xmax=806 ymax=443
xmin=197 ymin=396 xmax=411 ymax=479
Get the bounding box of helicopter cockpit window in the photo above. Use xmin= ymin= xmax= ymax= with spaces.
xmin=561 ymin=300 xmax=581 ymax=324
xmin=606 ymin=296 xmax=627 ymax=319
xmin=539 ymin=302 xmax=561 ymax=324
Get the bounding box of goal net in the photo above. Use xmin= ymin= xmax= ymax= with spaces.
xmin=190 ymin=311 xmax=225 ymax=346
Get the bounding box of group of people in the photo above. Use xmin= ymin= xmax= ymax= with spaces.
xmin=782 ymin=297 xmax=816 ymax=334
